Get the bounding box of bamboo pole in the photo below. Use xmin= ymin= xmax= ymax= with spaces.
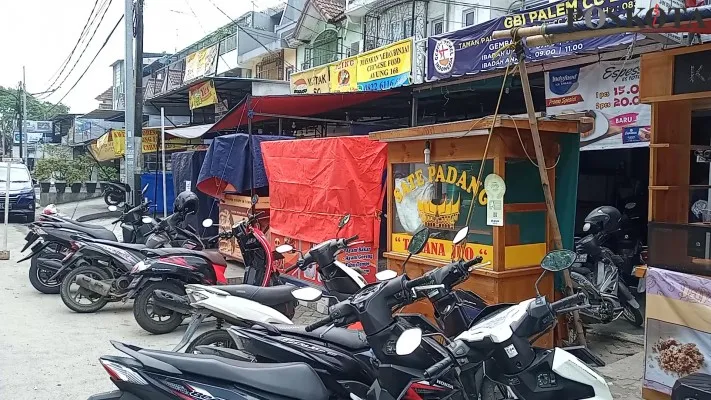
xmin=516 ymin=45 xmax=588 ymax=347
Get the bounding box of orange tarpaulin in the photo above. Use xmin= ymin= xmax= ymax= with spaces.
xmin=260 ymin=136 xmax=387 ymax=245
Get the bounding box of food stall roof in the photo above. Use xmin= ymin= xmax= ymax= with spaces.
xmin=165 ymin=124 xmax=213 ymax=139
xmin=369 ymin=115 xmax=590 ymax=142
xmin=208 ymin=91 xmax=396 ymax=134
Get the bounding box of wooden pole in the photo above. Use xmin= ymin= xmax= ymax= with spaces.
xmin=516 ymin=48 xmax=588 ymax=347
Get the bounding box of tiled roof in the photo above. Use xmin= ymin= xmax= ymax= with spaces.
xmin=311 ymin=0 xmax=345 ymax=22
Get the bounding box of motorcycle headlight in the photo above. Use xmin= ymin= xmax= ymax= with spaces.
xmin=131 ymin=260 xmax=151 ymax=274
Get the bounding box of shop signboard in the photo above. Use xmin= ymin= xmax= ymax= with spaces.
xmin=426 ymin=0 xmax=635 ymax=81
xmin=290 ymin=65 xmax=330 ymax=94
xmin=356 ymin=38 xmax=412 ymax=91
xmin=329 ymin=56 xmax=358 ymax=92
xmin=183 ymin=45 xmax=218 ymax=83
xmin=188 ymin=80 xmax=218 ymax=110
xmin=544 ymin=59 xmax=651 ymax=151
xmin=140 ymin=129 xmax=200 ymax=153
xmin=643 ymin=267 xmax=711 ymax=396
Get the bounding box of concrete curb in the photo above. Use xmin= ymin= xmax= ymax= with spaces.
xmin=76 ymin=211 xmax=122 ymax=222
xmin=588 ymin=329 xmax=645 ymax=346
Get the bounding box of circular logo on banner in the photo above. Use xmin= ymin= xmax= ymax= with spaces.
xmin=432 ymin=39 xmax=455 ymax=74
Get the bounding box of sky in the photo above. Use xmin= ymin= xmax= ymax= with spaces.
xmin=0 ymin=0 xmax=284 ymax=114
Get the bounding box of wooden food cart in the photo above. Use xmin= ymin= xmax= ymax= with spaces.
xmin=218 ymin=192 xmax=271 ymax=263
xmin=638 ymin=43 xmax=711 ymax=400
xmin=370 ymin=115 xmax=584 ymax=347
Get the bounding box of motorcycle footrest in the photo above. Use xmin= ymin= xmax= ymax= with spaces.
xmin=562 ymin=345 xmax=606 ymax=367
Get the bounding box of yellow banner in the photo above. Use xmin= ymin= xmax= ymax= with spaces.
xmin=184 ymin=45 xmax=218 ymax=82
xmin=356 ymin=38 xmax=412 ymax=91
xmin=89 ymin=140 xmax=119 ymax=162
xmin=392 ymin=233 xmax=494 ymax=265
xmin=329 ymin=57 xmax=358 ymax=93
xmin=290 ymin=65 xmax=330 ymax=94
xmin=189 ymin=80 xmax=218 ymax=110
xmin=111 ymin=130 xmax=125 ymax=156
xmin=141 ymin=129 xmax=200 ymax=153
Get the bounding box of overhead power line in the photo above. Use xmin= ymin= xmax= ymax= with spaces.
xmin=42 ymin=0 xmax=115 ymax=98
xmin=45 ymin=15 xmax=125 ymax=117
xmin=42 ymin=0 xmax=104 ymax=91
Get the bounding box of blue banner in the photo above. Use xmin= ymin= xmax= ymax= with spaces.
xmin=427 ymin=0 xmax=637 ymax=81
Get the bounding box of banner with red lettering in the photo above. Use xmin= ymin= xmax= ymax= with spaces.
xmin=545 ymin=59 xmax=651 ymax=151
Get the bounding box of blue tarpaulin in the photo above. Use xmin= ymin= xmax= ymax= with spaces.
xmin=197 ymin=133 xmax=292 ymax=199
xmin=141 ymin=171 xmax=175 ymax=214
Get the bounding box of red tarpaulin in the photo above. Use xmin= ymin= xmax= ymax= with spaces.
xmin=208 ymin=92 xmax=392 ymax=133
xmin=261 ymin=136 xmax=387 ymax=245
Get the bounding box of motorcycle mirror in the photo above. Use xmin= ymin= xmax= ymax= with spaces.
xmin=251 ymin=194 xmax=259 ymax=205
xmin=408 ymin=228 xmax=429 ymax=255
xmin=202 ymin=219 xmax=214 ymax=228
xmin=625 ymin=202 xmax=636 ymax=210
xmin=276 ymin=244 xmax=294 ymax=254
xmin=375 ymin=269 xmax=398 ymax=281
xmin=540 ymin=249 xmax=577 ymax=272
xmin=108 ymin=205 xmax=118 ymax=212
xmin=292 ymin=287 xmax=323 ymax=302
xmin=142 ymin=216 xmax=154 ymax=224
xmin=141 ymin=184 xmax=149 ymax=195
xmin=338 ymin=214 xmax=351 ymax=229
xmin=453 ymin=226 xmax=469 ymax=246
xmin=396 ymin=328 xmax=423 ymax=356
xmin=582 ymin=222 xmax=591 ymax=232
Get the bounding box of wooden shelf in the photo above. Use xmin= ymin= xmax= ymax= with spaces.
xmin=650 ymin=143 xmax=711 ymax=151
xmin=649 ymin=185 xmax=711 ymax=190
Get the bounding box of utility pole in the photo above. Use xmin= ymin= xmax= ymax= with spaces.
xmin=133 ymin=0 xmax=144 ymax=206
xmin=124 ymin=0 xmax=136 ymax=187
xmin=22 ymin=66 xmax=27 ymax=166
xmin=17 ymin=82 xmax=23 ymax=161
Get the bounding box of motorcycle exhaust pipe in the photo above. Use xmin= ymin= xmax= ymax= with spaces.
xmin=153 ymin=290 xmax=193 ymax=315
xmin=74 ymin=274 xmax=112 ymax=297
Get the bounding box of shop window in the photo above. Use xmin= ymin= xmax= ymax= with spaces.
xmin=392 ymin=160 xmax=494 ymax=252
xmin=403 ymin=19 xmax=413 ymax=37
xmin=464 ymin=9 xmax=477 ymax=26
xmin=219 ymin=35 xmax=237 ymax=55
xmin=308 ymin=29 xmax=339 ymax=67
xmin=431 ymin=18 xmax=444 ymax=35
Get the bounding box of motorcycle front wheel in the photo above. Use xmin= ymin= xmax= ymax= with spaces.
xmin=60 ymin=265 xmax=110 ymax=313
xmin=185 ymin=329 xmax=235 ymax=353
xmin=622 ymin=303 xmax=644 ymax=327
xmin=28 ymin=251 xmax=64 ymax=294
xmin=103 ymin=191 xmax=123 ymax=206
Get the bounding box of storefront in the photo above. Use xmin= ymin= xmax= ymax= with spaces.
xmin=638 ymin=43 xmax=711 ymax=400
xmin=370 ymin=115 xmax=586 ymax=346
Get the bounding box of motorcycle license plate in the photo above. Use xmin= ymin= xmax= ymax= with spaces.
xmin=576 ymin=254 xmax=588 ymax=263
xmin=127 ymin=277 xmax=141 ymax=290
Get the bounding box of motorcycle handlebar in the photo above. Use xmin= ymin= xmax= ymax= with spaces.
xmin=284 ymin=264 xmax=299 ymax=273
xmin=345 ymin=234 xmax=359 ymax=244
xmin=551 ymin=293 xmax=587 ymax=314
xmin=424 ymin=356 xmax=453 ymax=378
xmin=462 ymin=256 xmax=483 ymax=270
xmin=305 ymin=315 xmax=333 ymax=332
xmin=405 ymin=274 xmax=434 ymax=290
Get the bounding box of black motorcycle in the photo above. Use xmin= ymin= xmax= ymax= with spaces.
xmin=58 ymin=211 xmax=204 ymax=313
xmin=20 ymin=190 xmax=153 ymax=294
xmin=102 ymin=181 xmax=130 ymax=206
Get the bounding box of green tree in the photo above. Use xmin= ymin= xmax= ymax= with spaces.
xmin=0 ymin=86 xmax=70 ymax=154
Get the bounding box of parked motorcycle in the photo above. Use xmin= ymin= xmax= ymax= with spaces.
xmin=574 ymin=206 xmax=644 ymax=329
xmin=154 ymin=223 xmax=384 ymax=348
xmin=19 ymin=189 xmax=153 ymax=294
xmin=389 ymin=250 xmax=612 ymax=400
xmin=58 ymin=195 xmax=208 ymax=313
xmin=102 ymin=181 xmax=130 ymax=206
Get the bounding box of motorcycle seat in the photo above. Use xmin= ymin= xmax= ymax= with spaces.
xmin=270 ymin=324 xmax=369 ymax=350
xmin=144 ymin=247 xmax=226 ymax=265
xmin=137 ymin=349 xmax=329 ymax=400
xmin=81 ymin=237 xmax=146 ymax=250
xmin=57 ymin=224 xmax=117 ymax=242
xmin=220 ymin=284 xmax=296 ymax=306
xmin=56 ymin=217 xmax=108 ymax=230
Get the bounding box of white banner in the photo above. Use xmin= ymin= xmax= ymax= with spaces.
xmin=545 ymin=60 xmax=651 ymax=151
